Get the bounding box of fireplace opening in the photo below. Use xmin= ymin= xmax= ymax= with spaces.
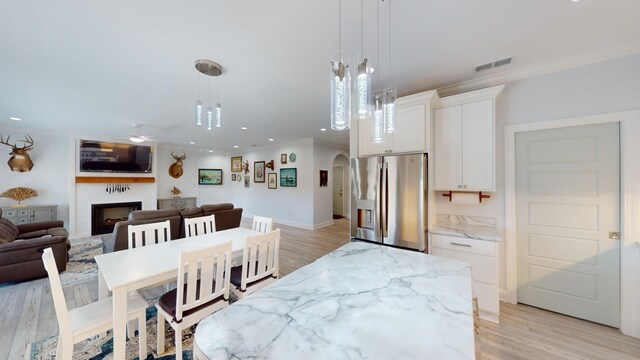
xmin=91 ymin=201 xmax=142 ymax=236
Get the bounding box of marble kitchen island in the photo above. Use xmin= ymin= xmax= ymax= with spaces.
xmin=194 ymin=241 xmax=475 ymax=360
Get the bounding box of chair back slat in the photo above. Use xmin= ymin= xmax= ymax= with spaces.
xmin=185 ymin=215 xmax=216 ymax=238
xmin=41 ymin=248 xmax=72 ymax=339
xmin=241 ymin=229 xmax=280 ymax=290
xmin=128 ymin=220 xmax=171 ymax=249
xmin=252 ymin=216 xmax=273 ymax=233
xmin=175 ymin=241 xmax=231 ymax=322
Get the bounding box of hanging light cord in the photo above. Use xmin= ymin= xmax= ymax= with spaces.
xmin=217 ymin=77 xmax=220 ymax=103
xmin=388 ymin=0 xmax=392 ymax=84
xmin=376 ymin=0 xmax=380 ymax=83
xmin=338 ymin=0 xmax=342 ymax=51
xmin=360 ymin=0 xmax=364 ymax=55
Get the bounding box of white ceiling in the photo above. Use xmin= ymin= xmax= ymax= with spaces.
xmin=1 ymin=0 xmax=639 ymax=151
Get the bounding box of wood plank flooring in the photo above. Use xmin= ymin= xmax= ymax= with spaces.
xmin=1 ymin=217 xmax=638 ymax=359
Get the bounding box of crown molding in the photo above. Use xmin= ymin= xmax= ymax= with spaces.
xmin=437 ymin=84 xmax=505 ymax=108
xmin=437 ymin=42 xmax=640 ymax=97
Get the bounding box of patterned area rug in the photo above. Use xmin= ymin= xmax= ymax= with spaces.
xmin=28 ymin=238 xmax=196 ymax=359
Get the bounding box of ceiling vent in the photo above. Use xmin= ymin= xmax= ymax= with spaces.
xmin=475 ymin=57 xmax=513 ymax=72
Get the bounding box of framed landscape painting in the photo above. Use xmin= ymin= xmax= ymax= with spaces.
xmin=199 ymin=169 xmax=222 ymax=185
xmin=254 ymin=161 xmax=265 ymax=183
xmin=268 ymin=173 xmax=277 ymax=189
xmin=280 ymin=168 xmax=297 ymax=187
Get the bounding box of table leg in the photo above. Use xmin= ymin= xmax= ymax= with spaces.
xmin=112 ymin=287 xmax=128 ymax=360
xmin=98 ymin=269 xmax=109 ymax=299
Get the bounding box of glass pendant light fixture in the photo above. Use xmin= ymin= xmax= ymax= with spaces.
xmin=194 ymin=59 xmax=223 ymax=129
xmin=215 ymin=77 xmax=222 ymax=127
xmin=330 ymin=0 xmax=351 ymax=131
xmin=372 ymin=89 xmax=386 ymax=143
xmin=354 ymin=0 xmax=372 ymax=120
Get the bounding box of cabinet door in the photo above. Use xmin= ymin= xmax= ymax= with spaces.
xmin=31 ymin=206 xmax=56 ymax=222
xmin=391 ymin=103 xmax=426 ymax=153
xmin=462 ymin=100 xmax=494 ymax=191
xmin=358 ymin=117 xmax=391 ymax=156
xmin=434 ymin=106 xmax=462 ymax=190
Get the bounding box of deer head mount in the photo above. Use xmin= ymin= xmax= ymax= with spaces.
xmin=168 ymin=151 xmax=187 ymax=179
xmin=0 ymin=134 xmax=34 ymax=172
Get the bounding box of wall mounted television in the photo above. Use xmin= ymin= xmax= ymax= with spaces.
xmin=79 ymin=140 xmax=153 ymax=173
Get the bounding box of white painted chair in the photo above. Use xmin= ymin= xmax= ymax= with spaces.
xmin=127 ymin=220 xmax=171 ymax=249
xmin=42 ymin=248 xmax=148 ymax=360
xmin=230 ymin=228 xmax=280 ymax=299
xmin=156 ymin=241 xmax=232 ymax=360
xmin=252 ymin=215 xmax=273 ymax=233
xmin=184 ymin=214 xmax=216 ymax=237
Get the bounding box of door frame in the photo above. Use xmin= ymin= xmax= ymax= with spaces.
xmin=504 ymin=110 xmax=640 ymax=338
xmin=332 ymin=165 xmax=345 ymax=216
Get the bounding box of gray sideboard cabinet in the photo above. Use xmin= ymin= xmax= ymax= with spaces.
xmin=157 ymin=197 xmax=197 ymax=210
xmin=1 ymin=205 xmax=58 ymax=225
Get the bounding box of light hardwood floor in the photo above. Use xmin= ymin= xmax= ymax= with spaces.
xmin=1 ymin=218 xmax=638 ymax=359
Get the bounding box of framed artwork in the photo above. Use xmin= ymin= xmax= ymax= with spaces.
xmin=280 ymin=153 xmax=287 ymax=164
xmin=231 ymin=156 xmax=242 ymax=172
xmin=280 ymin=168 xmax=297 ymax=187
xmin=254 ymin=161 xmax=265 ymax=183
xmin=268 ymin=173 xmax=277 ymax=189
xmin=199 ymin=169 xmax=223 ymax=185
xmin=231 ymin=174 xmax=236 ymax=181
xmin=320 ymin=170 xmax=328 ymax=187
xmin=244 ymin=175 xmax=250 ymax=188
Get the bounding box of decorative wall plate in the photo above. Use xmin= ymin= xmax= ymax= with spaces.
xmin=289 ymin=153 xmax=297 ymax=163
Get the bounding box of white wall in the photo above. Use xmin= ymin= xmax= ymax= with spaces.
xmin=0 ymin=127 xmax=70 ymax=225
xmin=435 ymin=53 xmax=640 ymax=294
xmin=156 ymin=144 xmax=199 ymax=199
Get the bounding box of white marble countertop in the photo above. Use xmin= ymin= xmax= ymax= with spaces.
xmin=195 ymin=242 xmax=475 ymax=360
xmin=430 ymin=223 xmax=502 ymax=242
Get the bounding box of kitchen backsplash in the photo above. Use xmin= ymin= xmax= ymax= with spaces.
xmin=437 ymin=214 xmax=497 ymax=228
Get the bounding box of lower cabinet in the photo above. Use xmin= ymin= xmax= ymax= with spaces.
xmin=431 ymin=233 xmax=500 ymax=323
xmin=1 ymin=205 xmax=57 ymax=225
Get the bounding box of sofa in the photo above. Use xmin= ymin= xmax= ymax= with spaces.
xmin=0 ymin=208 xmax=70 ymax=283
xmin=101 ymin=203 xmax=243 ymax=253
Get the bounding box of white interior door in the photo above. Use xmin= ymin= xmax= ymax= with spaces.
xmin=516 ymin=122 xmax=620 ymax=327
xmin=332 ymin=166 xmax=343 ymax=216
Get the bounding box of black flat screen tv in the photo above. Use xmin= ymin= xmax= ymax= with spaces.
xmin=79 ymin=140 xmax=153 ymax=173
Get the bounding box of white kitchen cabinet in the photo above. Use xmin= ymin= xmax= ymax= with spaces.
xmin=357 ymin=90 xmax=438 ymax=157
xmin=431 ymin=233 xmax=500 ymax=323
xmin=433 ymin=85 xmax=504 ymax=191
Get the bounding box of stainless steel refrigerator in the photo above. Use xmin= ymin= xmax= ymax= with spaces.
xmin=350 ymin=153 xmax=427 ymax=251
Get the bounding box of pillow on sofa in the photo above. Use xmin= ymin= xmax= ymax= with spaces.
xmin=0 ymin=218 xmax=19 ymax=244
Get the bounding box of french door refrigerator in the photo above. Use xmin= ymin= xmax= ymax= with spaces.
xmin=350 ymin=153 xmax=427 ymax=251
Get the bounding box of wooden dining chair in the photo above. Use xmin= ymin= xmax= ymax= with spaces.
xmin=184 ymin=214 xmax=216 ymax=237
xmin=156 ymin=241 xmax=232 ymax=360
xmin=230 ymin=228 xmax=280 ymax=299
xmin=42 ymin=248 xmax=148 ymax=360
xmin=127 ymin=220 xmax=171 ymax=249
xmin=252 ymin=215 xmax=273 ymax=233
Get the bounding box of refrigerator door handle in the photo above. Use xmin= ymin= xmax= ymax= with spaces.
xmin=375 ymin=162 xmax=383 ymax=237
xmin=381 ymin=162 xmax=388 ymax=238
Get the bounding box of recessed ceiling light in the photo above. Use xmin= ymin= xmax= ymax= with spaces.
xmin=9 ymin=117 xmax=22 ymax=121
xmin=268 ymin=138 xmax=274 ymax=142
xmin=233 ymin=145 xmax=239 ymax=148
xmin=572 ymin=0 xmax=580 ymax=2
xmin=241 ymin=127 xmax=248 ymax=130
xmin=320 ymin=128 xmax=327 ymax=132
xmin=189 ymin=141 xmax=195 ymax=145
xmin=208 ymin=150 xmax=213 ymax=153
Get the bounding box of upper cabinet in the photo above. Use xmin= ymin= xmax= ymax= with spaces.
xmin=356 ymin=90 xmax=439 ymax=157
xmin=434 ymin=85 xmax=505 ymax=192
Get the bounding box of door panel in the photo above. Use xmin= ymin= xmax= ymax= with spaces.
xmin=350 ymin=157 xmax=382 ymax=242
xmin=516 ymin=122 xmax=620 ymax=327
xmin=434 ymin=106 xmax=462 ymax=189
xmin=462 ymin=100 xmax=494 ymax=190
xmin=391 ymin=104 xmax=426 ymax=153
xmin=332 ymin=166 xmax=343 ymax=216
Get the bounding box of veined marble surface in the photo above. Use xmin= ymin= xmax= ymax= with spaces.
xmin=195 ymin=242 xmax=475 ymax=360
xmin=432 ymin=214 xmax=502 ymax=242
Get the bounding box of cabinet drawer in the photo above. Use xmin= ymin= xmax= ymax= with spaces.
xmin=431 ymin=247 xmax=498 ymax=285
xmin=431 ymin=234 xmax=496 ymax=256
xmin=3 ymin=209 xmax=17 ymax=218
xmin=17 ymin=217 xmax=28 ymax=224
xmin=18 ymin=209 xmax=29 ymax=217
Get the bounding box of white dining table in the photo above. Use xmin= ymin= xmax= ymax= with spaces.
xmin=94 ymin=227 xmax=260 ymax=360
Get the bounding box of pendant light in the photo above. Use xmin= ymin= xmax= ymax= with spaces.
xmin=330 ymin=0 xmax=351 ymax=131
xmin=354 ymin=0 xmax=372 ymax=120
xmin=372 ymin=89 xmax=386 ymax=143
xmin=383 ymin=0 xmax=396 ymax=134
xmin=194 ymin=59 xmax=223 ymax=129
xmin=215 ymin=77 xmax=222 ymax=127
